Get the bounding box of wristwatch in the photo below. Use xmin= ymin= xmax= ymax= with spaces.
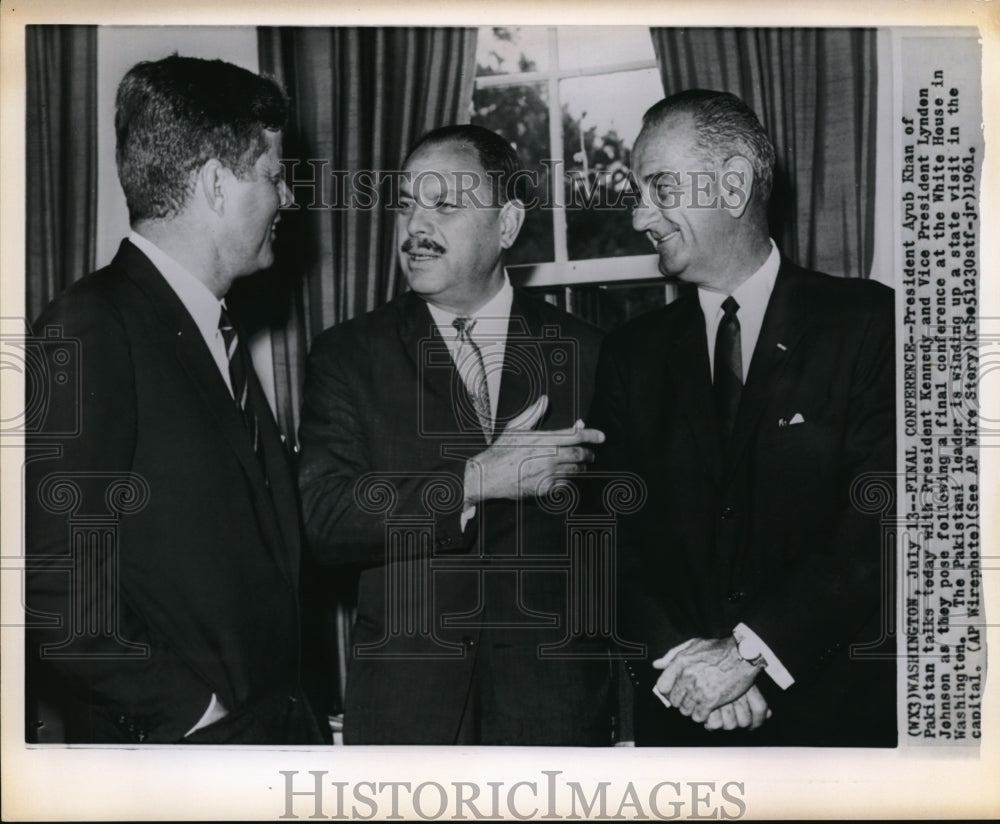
xmin=733 ymin=629 xmax=768 ymax=669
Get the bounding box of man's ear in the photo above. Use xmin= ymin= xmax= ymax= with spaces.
xmin=198 ymin=159 xmax=226 ymax=216
xmin=498 ymin=198 xmax=526 ymax=249
xmin=720 ymin=156 xmax=754 ymax=219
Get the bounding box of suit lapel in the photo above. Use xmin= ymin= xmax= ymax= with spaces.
xmin=494 ymin=291 xmax=539 ymax=436
xmin=397 ymin=291 xmax=473 ymax=440
xmin=113 ymin=240 xmax=295 ymax=585
xmin=726 ymin=262 xmax=810 ymax=472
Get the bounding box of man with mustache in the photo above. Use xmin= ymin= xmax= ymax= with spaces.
xmin=25 ymin=55 xmax=327 ymax=744
xmin=298 ymin=124 xmax=616 ymax=744
xmin=589 ymin=90 xmax=896 ymax=746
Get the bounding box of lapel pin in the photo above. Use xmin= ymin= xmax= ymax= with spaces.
xmin=776 ymin=342 xmax=787 ymax=351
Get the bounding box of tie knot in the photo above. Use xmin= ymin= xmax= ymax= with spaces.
xmin=218 ymin=307 xmax=237 ymax=349
xmin=452 ymin=316 xmax=476 ymax=338
xmin=721 ymin=296 xmax=740 ymax=318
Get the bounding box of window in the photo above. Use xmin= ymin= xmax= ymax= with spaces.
xmin=471 ymin=26 xmax=667 ymax=289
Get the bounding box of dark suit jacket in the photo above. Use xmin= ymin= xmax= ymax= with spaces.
xmin=298 ymin=289 xmax=615 ymax=745
xmin=589 ymin=261 xmax=896 ymax=746
xmin=25 ymin=239 xmax=325 ymax=744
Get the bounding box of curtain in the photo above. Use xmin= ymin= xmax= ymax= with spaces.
xmin=650 ymin=28 xmax=878 ymax=279
xmin=256 ymin=27 xmax=478 ymax=721
xmin=25 ymin=25 xmax=98 ymax=322
xmin=257 ymin=27 xmax=478 ymax=443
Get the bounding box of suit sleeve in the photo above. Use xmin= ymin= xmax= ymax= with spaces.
xmin=26 ymin=292 xmax=214 ymax=742
xmin=740 ymin=287 xmax=896 ymax=684
xmin=297 ymin=331 xmax=474 ymax=567
xmin=588 ymin=336 xmax=689 ymax=677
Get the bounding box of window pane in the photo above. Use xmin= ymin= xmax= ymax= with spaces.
xmin=476 ymin=26 xmax=549 ymax=76
xmin=471 ymin=83 xmax=554 ymax=265
xmin=556 ymin=26 xmax=656 ymax=71
xmin=561 ymin=68 xmax=664 ymax=261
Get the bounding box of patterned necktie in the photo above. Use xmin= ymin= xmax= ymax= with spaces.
xmin=452 ymin=316 xmax=493 ymax=442
xmin=713 ymin=296 xmax=743 ymax=441
xmin=218 ymin=307 xmax=267 ymax=478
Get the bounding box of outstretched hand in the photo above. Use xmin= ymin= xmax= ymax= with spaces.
xmin=464 ymin=395 xmax=605 ymax=504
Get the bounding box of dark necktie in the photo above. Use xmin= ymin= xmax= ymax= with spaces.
xmin=452 ymin=316 xmax=493 ymax=442
xmin=218 ymin=307 xmax=267 ymax=479
xmin=713 ymin=296 xmax=743 ymax=441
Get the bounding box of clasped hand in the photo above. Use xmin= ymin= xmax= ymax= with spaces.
xmin=464 ymin=395 xmax=604 ymax=503
xmin=653 ymin=637 xmax=770 ymax=730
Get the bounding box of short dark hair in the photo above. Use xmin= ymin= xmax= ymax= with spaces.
xmin=404 ymin=124 xmax=526 ymax=204
xmin=115 ymin=54 xmax=289 ymax=223
xmin=640 ymin=89 xmax=775 ymax=205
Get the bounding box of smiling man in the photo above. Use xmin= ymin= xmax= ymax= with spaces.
xmin=298 ymin=124 xmax=617 ymax=745
xmin=25 ymin=55 xmax=327 ymax=744
xmin=589 ymin=90 xmax=897 ymax=746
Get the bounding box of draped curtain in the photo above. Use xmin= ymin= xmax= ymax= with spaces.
xmin=650 ymin=28 xmax=878 ymax=279
xmin=25 ymin=25 xmax=98 ymax=322
xmin=257 ymin=27 xmax=478 ymax=443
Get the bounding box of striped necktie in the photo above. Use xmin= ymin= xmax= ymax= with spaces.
xmin=452 ymin=316 xmax=493 ymax=442
xmin=218 ymin=307 xmax=267 ymax=478
xmin=713 ymin=295 xmax=743 ymax=442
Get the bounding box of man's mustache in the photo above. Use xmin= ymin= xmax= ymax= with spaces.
xmin=401 ymin=237 xmax=446 ymax=255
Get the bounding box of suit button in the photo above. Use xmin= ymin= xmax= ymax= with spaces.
xmin=462 ymin=636 xmax=475 ymax=650
xmin=726 ymin=590 xmax=745 ymax=603
xmin=721 ymin=506 xmax=736 ymax=520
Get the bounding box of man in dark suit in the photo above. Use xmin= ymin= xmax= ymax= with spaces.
xmin=298 ymin=125 xmax=616 ymax=745
xmin=589 ymin=90 xmax=896 ymax=746
xmin=25 ymin=55 xmax=326 ymax=744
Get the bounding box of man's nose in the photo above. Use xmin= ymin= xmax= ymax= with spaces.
xmin=405 ymin=205 xmax=432 ymax=236
xmin=631 ymin=198 xmax=657 ymax=233
xmin=279 ymin=179 xmax=295 ymax=209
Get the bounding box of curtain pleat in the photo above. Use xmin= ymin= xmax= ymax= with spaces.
xmin=650 ymin=28 xmax=877 ymax=279
xmin=25 ymin=26 xmax=98 ymax=322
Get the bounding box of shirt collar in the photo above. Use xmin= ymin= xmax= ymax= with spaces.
xmin=425 ymin=276 xmax=514 ymax=340
xmin=129 ymin=230 xmax=226 ymax=336
xmin=697 ymin=239 xmax=780 ymax=320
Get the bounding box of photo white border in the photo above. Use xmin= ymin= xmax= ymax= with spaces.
xmin=2 ymin=0 xmax=998 ymax=819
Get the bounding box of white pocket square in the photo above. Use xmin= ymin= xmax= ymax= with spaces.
xmin=779 ymin=413 xmax=806 ymax=427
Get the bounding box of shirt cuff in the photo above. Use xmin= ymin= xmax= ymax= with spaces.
xmin=184 ymin=693 xmax=228 ymax=737
xmin=733 ymin=622 xmax=795 ymax=690
xmin=459 ymin=505 xmax=477 ymax=532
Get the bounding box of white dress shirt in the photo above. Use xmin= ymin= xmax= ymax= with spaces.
xmin=425 ymin=276 xmax=514 ymax=427
xmin=425 ymin=277 xmax=514 ymax=530
xmin=129 ymin=231 xmax=234 ymax=398
xmin=698 ymin=239 xmax=780 ymax=382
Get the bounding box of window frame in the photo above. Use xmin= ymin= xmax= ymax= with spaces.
xmin=474 ymin=26 xmax=665 ymax=289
